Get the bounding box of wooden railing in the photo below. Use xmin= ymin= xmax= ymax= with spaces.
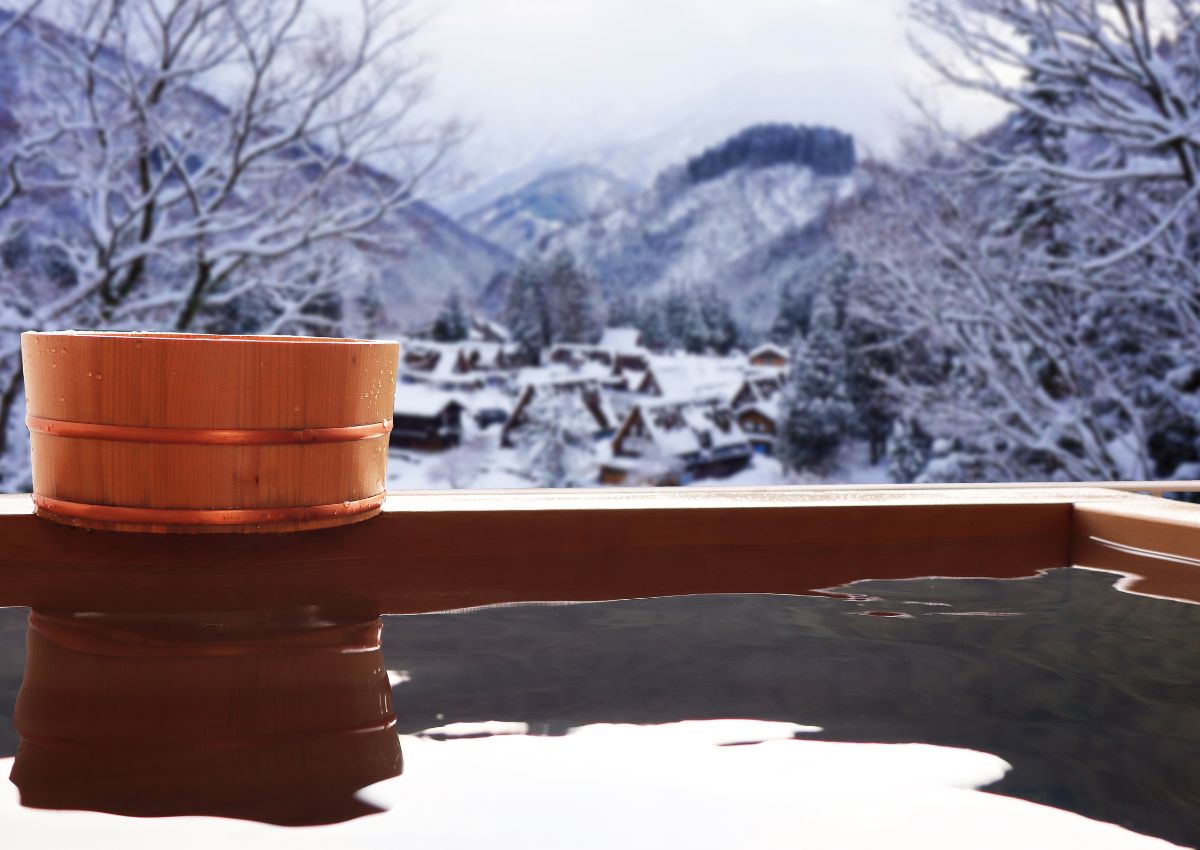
xmin=2 ymin=483 xmax=1199 ymax=613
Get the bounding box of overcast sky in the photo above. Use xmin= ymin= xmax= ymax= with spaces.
xmin=404 ymin=0 xmax=1002 ymax=185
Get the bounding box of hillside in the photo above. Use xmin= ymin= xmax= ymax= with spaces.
xmin=459 ymin=164 xmax=638 ymax=256
xmin=536 ymin=124 xmax=863 ymax=333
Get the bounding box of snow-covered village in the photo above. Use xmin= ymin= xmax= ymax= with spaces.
xmin=386 ymin=317 xmax=825 ymax=490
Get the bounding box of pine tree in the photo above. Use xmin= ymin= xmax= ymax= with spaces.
xmin=638 ymin=298 xmax=669 ymax=351
xmin=544 ymin=251 xmax=603 ymax=344
xmin=680 ymin=296 xmax=710 ymax=353
xmin=661 ymin=290 xmax=692 ymax=351
xmin=607 ymin=290 xmax=639 ymax=328
xmin=697 ymin=287 xmax=740 ymax=354
xmin=776 ymin=293 xmax=854 ymax=473
xmin=431 ymin=290 xmax=469 ymax=342
xmin=504 ymin=259 xmax=552 ymax=361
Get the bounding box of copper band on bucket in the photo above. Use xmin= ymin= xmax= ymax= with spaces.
xmin=27 ymin=415 xmax=392 ymax=445
xmin=32 ymin=493 xmax=387 ymax=527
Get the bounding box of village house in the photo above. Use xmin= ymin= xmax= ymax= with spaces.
xmin=409 ymin=313 xmax=513 ymax=345
xmin=547 ymin=343 xmax=614 ymax=368
xmin=636 ymin=355 xmax=747 ymax=406
xmin=399 ymin=338 xmax=530 ymax=392
xmin=748 ymin=342 xmax=789 ymax=368
xmin=731 ymin=369 xmax=787 ymax=409
xmin=469 ymin=315 xmax=511 ymax=344
xmin=546 ymin=327 xmax=647 ymax=373
xmin=601 ymin=402 xmax=753 ymax=485
xmin=391 ymin=384 xmax=465 ymax=451
xmin=735 ymin=395 xmax=782 ymax=455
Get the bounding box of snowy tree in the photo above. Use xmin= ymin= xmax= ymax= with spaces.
xmin=511 ymin=390 xmax=599 ymax=487
xmin=842 ymin=153 xmax=1153 ymax=480
xmin=0 ymin=0 xmax=462 ymax=487
xmin=697 ymin=287 xmax=740 ymax=354
xmin=431 ymin=291 xmax=469 ymax=342
xmin=910 ymin=0 xmax=1200 ymax=334
xmin=886 ymin=417 xmax=932 ymax=483
xmin=606 ymin=290 xmax=640 ymax=328
xmin=544 ymin=251 xmax=603 ymax=344
xmin=503 ymin=251 xmax=603 ymax=356
xmin=776 ymin=293 xmax=854 ymax=473
xmin=637 ymin=298 xmax=669 ymax=351
xmin=823 ymin=0 xmax=1200 ymax=484
xmin=503 ymin=259 xmax=552 ymax=361
xmin=769 ymin=249 xmax=849 ymax=343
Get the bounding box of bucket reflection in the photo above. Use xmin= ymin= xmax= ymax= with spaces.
xmin=9 ymin=606 xmax=401 ymax=825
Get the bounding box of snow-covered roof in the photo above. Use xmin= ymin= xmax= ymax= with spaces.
xmin=644 ymin=356 xmax=747 ymax=404
xmin=510 ymin=381 xmax=616 ymax=437
xmin=470 ymin=316 xmax=510 ymax=342
xmin=518 ymin=361 xmax=612 ymax=386
xmin=393 ymin=382 xmax=461 ymax=417
xmin=633 ymin=402 xmax=749 ymax=458
xmin=746 ymin=364 xmax=787 ymax=381
xmin=749 ymin=342 xmax=789 ymax=361
xmin=460 ymin=386 xmax=512 ymax=413
xmin=739 ymin=395 xmax=781 ymax=422
xmin=401 ymin=339 xmax=516 ymax=379
xmin=600 ymin=327 xmax=642 ymax=351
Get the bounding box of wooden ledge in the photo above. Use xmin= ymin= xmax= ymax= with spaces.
xmin=1071 ymin=497 xmax=1200 ymax=604
xmin=0 ymin=486 xmax=1195 ymax=614
xmin=372 ymin=484 xmax=1138 ymax=512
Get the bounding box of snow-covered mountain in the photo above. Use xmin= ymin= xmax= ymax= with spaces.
xmin=458 ymin=164 xmax=638 ymax=257
xmin=369 ymin=202 xmax=515 ymax=334
xmin=537 ymin=124 xmax=863 ymax=332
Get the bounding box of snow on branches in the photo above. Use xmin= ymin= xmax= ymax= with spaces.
xmin=0 ymin=0 xmax=461 ymax=483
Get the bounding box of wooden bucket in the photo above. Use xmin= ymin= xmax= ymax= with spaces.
xmin=22 ymin=331 xmax=398 ymax=533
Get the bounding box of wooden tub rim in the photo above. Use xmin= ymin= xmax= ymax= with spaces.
xmin=23 ymin=330 xmax=394 ymax=346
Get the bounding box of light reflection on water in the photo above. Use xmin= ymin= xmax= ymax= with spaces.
xmin=0 ymin=567 xmax=1197 ymax=848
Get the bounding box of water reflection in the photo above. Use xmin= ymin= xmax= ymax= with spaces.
xmin=0 ymin=567 xmax=1195 ymax=847
xmin=8 ymin=606 xmax=400 ymax=825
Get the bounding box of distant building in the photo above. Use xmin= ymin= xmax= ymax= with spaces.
xmin=470 ymin=316 xmax=510 ymax=344
xmin=546 ymin=343 xmax=614 ymax=369
xmin=601 ymin=402 xmax=752 ymax=485
xmin=748 ymin=343 xmax=789 ymax=368
xmin=546 ymin=327 xmax=646 ymax=372
xmin=731 ymin=370 xmax=786 ymax=409
xmin=409 ymin=313 xmax=512 ymax=345
xmin=599 ymin=327 xmax=642 ymax=350
xmin=636 ymin=356 xmax=746 ymax=406
xmin=735 ymin=396 xmax=781 ymax=455
xmin=399 ymin=338 xmax=531 ymax=392
xmin=391 ymin=384 xmax=465 ymax=451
